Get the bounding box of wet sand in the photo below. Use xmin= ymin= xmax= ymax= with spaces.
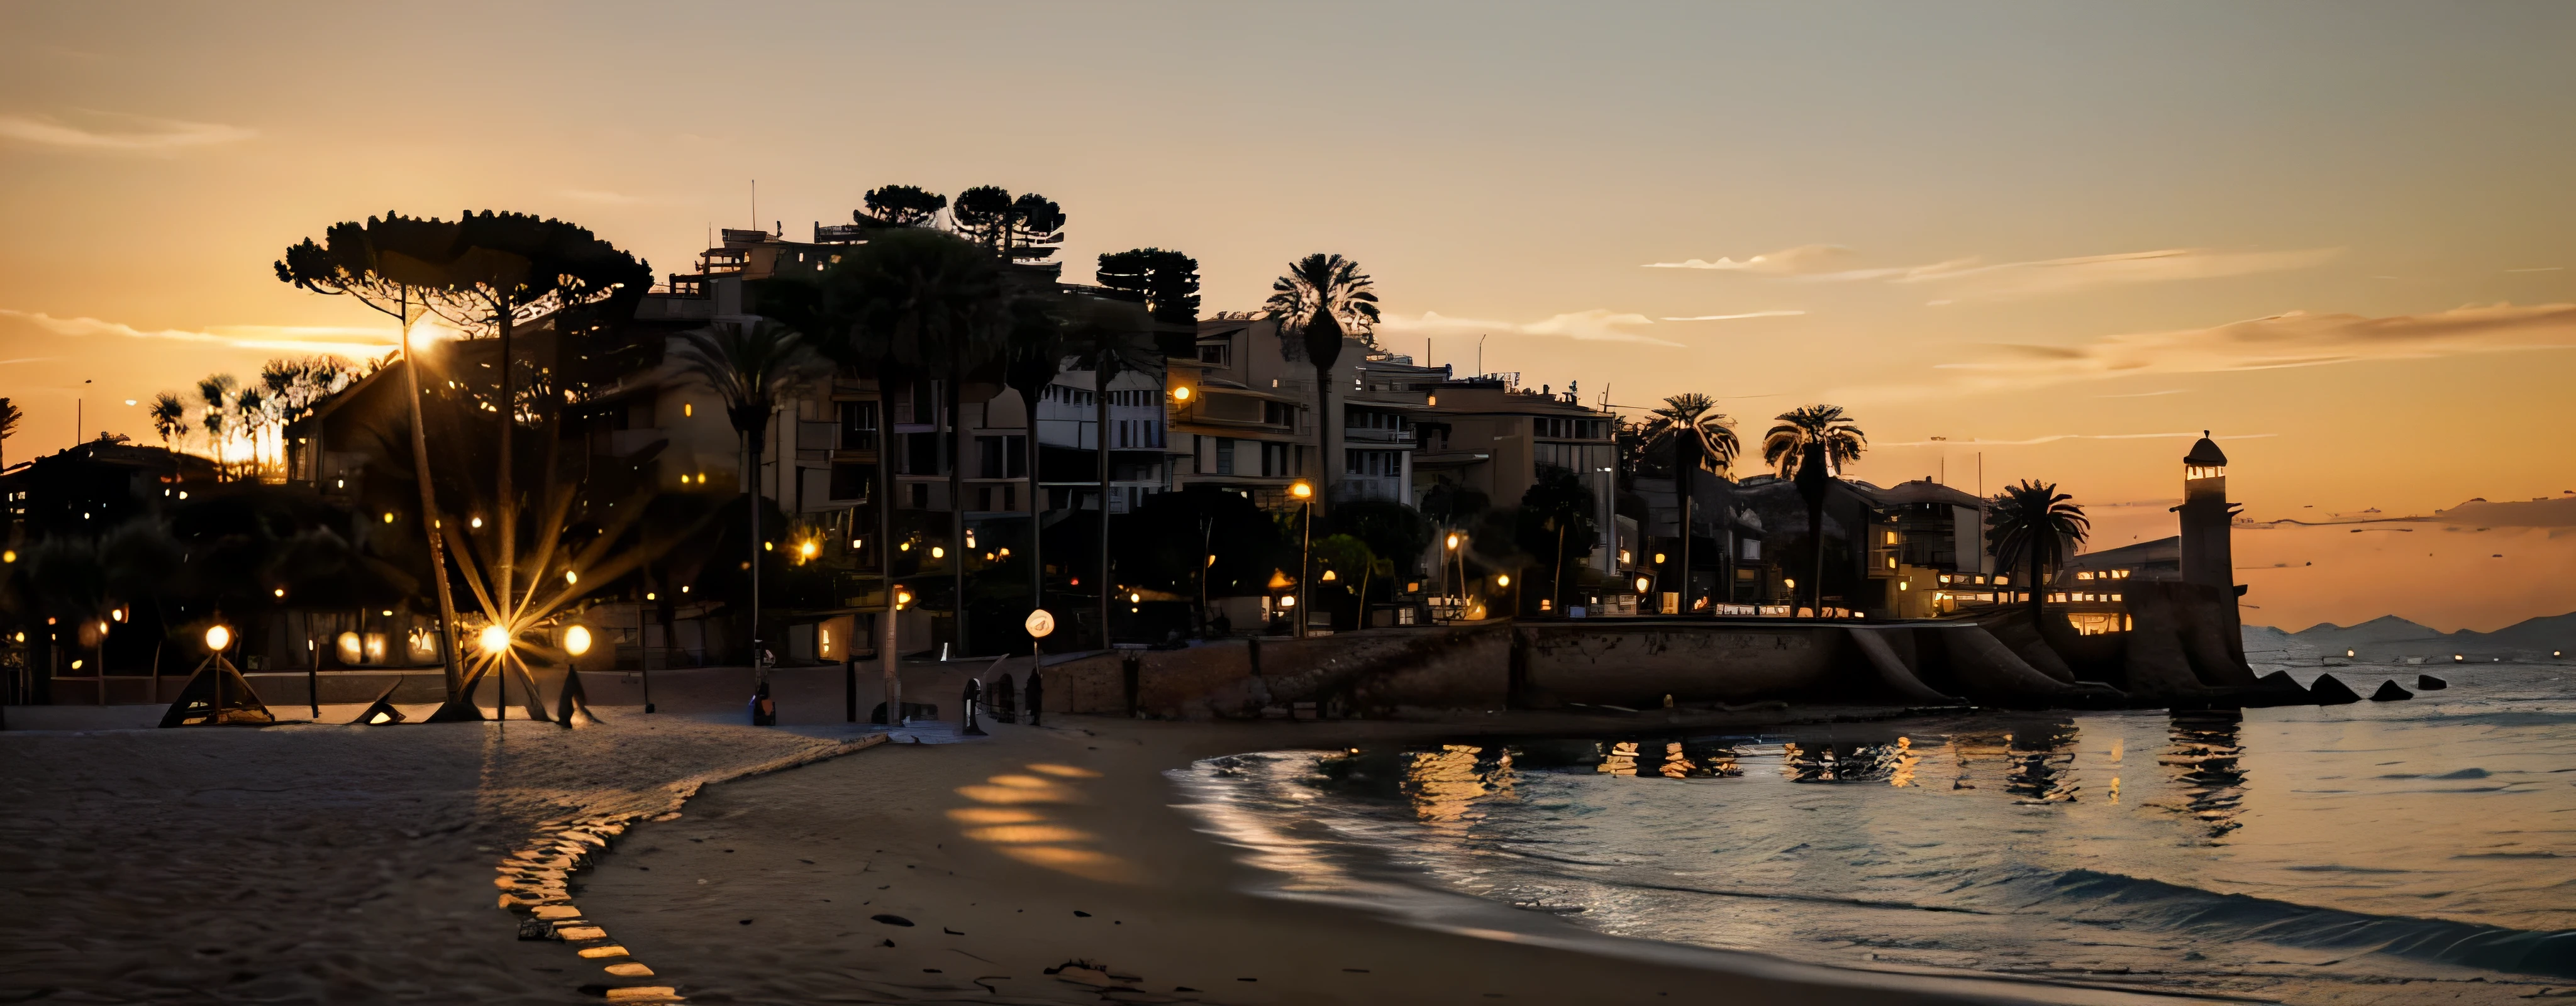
xmin=577 ymin=716 xmax=2189 ymax=1005
xmin=0 ymin=705 xmax=875 ymax=1004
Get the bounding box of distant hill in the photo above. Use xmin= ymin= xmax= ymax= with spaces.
xmin=2253 ymin=610 xmax=2575 ymax=662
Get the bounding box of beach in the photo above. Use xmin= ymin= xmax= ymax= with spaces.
xmin=3 ymin=679 xmax=2189 ymax=1006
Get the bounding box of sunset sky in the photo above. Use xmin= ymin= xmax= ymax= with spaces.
xmin=3 ymin=2 xmax=2570 ymax=631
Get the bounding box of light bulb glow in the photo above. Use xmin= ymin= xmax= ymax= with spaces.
xmin=204 ymin=625 xmax=231 ymax=651
xmin=931 ymin=546 xmax=945 ymax=559
xmin=480 ymin=625 xmax=509 ymax=655
xmin=564 ymin=570 xmax=578 ymax=585
xmin=1445 ymin=534 xmax=1459 ymax=550
xmin=1496 ymin=575 xmax=1510 ymax=587
xmin=1290 ymin=481 xmax=1313 ymax=499
xmin=564 ymin=625 xmax=592 ymax=656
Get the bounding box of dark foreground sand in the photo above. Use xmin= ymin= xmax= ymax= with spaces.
xmin=576 ymin=716 xmax=2185 ymax=1005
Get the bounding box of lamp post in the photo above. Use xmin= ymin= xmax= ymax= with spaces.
xmin=1291 ymin=480 xmax=1314 ymax=638
xmin=205 ymin=624 xmax=230 ymax=724
xmin=1443 ymin=532 xmax=1460 ymax=622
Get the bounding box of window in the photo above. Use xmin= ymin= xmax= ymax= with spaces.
xmin=1197 ymin=343 xmax=1230 ymax=366
xmin=828 ymin=463 xmax=874 ymax=501
xmin=838 ymin=401 xmax=877 ymax=451
xmin=976 ymin=436 xmax=1027 ymax=478
xmin=1214 ymin=438 xmax=1236 ymax=475
xmin=911 ymin=381 xmax=939 ymax=425
xmin=1263 ymin=401 xmax=1296 ymax=426
xmin=908 ymin=483 xmax=930 ymax=509
xmin=1261 ymin=442 xmax=1293 ymax=477
xmin=902 ymin=431 xmax=943 ymax=475
xmin=1346 ymin=450 xmax=1402 ymax=477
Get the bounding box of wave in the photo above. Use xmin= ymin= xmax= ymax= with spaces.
xmin=2044 ymin=868 xmax=2576 ymax=978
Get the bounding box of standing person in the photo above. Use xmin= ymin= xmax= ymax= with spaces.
xmin=1024 ymin=668 xmax=1044 ymax=727
xmin=749 ymin=679 xmax=777 ymax=726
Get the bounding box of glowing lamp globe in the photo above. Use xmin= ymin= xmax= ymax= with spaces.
xmin=564 ymin=625 xmax=593 ymax=656
xmin=1290 ymin=482 xmax=1313 ymax=500
xmin=480 ymin=625 xmax=509 ymax=655
xmin=204 ymin=625 xmax=231 ymax=651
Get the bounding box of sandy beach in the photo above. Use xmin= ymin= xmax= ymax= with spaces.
xmin=567 ymin=713 xmax=2191 ymax=1006
xmin=2 ymin=675 xmax=2204 ymax=1006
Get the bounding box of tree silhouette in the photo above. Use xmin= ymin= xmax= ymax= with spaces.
xmin=1096 ymin=247 xmax=1202 ymax=356
xmin=0 ymin=397 xmax=21 ymax=470
xmin=669 ymin=320 xmax=830 ymax=668
xmin=1001 ymin=297 xmax=1069 ymax=618
xmin=862 ymin=185 xmax=947 ymax=227
xmin=1763 ymin=404 xmax=1867 ymax=616
xmin=1264 ymin=253 xmax=1380 ymax=514
xmin=1644 ymin=392 xmax=1738 ymax=612
xmin=147 ymin=393 xmax=189 ymax=450
xmin=1062 ymin=299 xmax=1162 ymax=646
xmin=1988 ymin=480 xmax=2090 ymax=627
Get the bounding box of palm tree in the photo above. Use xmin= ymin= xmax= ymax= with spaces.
xmin=232 ymin=387 xmax=270 ymax=480
xmin=1762 ymin=404 xmax=1867 ymax=617
xmin=1264 ymin=254 xmax=1380 ymax=514
xmin=1643 ymin=393 xmax=1739 ymax=612
xmin=777 ymin=227 xmax=1007 ymax=710
xmin=147 ymin=393 xmax=189 ymax=450
xmin=1001 ymin=298 xmax=1069 ymax=623
xmin=0 ymin=397 xmax=23 ymax=470
xmin=1987 ymin=480 xmax=2090 ymax=627
xmin=669 ymin=320 xmax=830 ymax=673
xmin=1063 ymin=299 xmax=1161 ymax=646
xmin=196 ymin=375 xmax=237 ymax=475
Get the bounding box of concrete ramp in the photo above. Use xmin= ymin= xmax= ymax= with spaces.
xmin=1942 ymin=626 xmax=2125 ymax=708
xmin=1846 ymin=628 xmax=1960 ymax=704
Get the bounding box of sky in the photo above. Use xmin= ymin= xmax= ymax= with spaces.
xmin=2 ymin=1 xmax=2571 ymax=631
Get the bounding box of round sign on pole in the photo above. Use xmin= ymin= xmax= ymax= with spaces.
xmin=1024 ymin=609 xmax=1056 ymax=639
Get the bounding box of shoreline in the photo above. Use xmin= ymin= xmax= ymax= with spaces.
xmin=574 ymin=714 xmax=2201 ymax=1005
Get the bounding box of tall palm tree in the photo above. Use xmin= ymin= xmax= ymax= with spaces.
xmin=196 ymin=375 xmax=236 ymax=475
xmin=1001 ymin=298 xmax=1069 ymax=623
xmin=147 ymin=393 xmax=190 ymax=450
xmin=0 ymin=397 xmax=26 ymax=470
xmin=1762 ymin=404 xmax=1867 ymax=617
xmin=776 ymin=227 xmax=1006 ymax=712
xmin=1987 ymin=480 xmax=2090 ymax=627
xmin=1264 ymin=254 xmax=1380 ymax=514
xmin=1643 ymin=393 xmax=1738 ymax=612
xmin=233 ymin=387 xmax=270 ymax=480
xmin=1063 ymin=299 xmax=1161 ymax=647
xmin=669 ymin=321 xmax=830 ymax=673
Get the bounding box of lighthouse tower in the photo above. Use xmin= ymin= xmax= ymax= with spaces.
xmin=2178 ymin=432 xmax=2238 ymax=594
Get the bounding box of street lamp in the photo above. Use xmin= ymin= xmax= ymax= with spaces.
xmin=480 ymin=624 xmax=509 ymax=655
xmin=564 ymin=625 xmax=592 ymax=657
xmin=1291 ymin=480 xmax=1314 ymax=637
xmin=204 ymin=624 xmax=231 ymax=652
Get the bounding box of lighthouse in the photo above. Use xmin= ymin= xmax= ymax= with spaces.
xmin=2178 ymin=432 xmax=2238 ymax=596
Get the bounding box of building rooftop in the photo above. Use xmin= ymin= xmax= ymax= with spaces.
xmin=2185 ymin=432 xmax=2228 ymax=467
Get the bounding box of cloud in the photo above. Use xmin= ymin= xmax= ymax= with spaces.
xmin=1878 ymin=432 xmax=2277 ymax=448
xmin=1 ymin=309 xmax=397 ymax=357
xmin=1646 ymin=243 xmax=2338 ymax=299
xmin=1641 ymin=244 xmax=1857 ymax=275
xmin=0 ymin=112 xmax=255 ymax=152
xmin=1658 ymin=310 xmax=1806 ymax=322
xmin=562 ymin=189 xmax=655 ymax=205
xmin=1375 ymin=309 xmax=1680 ymax=346
xmin=1888 ymin=246 xmax=2342 ymax=300
xmin=2093 ymin=388 xmax=2191 ymax=398
xmin=1933 ymin=303 xmax=2576 ymax=385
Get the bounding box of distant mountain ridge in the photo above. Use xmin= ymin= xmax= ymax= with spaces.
xmin=2246 ymin=611 xmax=2575 ymax=662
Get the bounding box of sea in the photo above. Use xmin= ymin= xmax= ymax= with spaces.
xmin=1173 ymin=663 xmax=2576 ymax=1004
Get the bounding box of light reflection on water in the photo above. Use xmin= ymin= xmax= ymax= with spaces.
xmin=1176 ymin=664 xmax=2576 ymax=1004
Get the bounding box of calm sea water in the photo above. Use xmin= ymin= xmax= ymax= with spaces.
xmin=1174 ymin=664 xmax=2576 ymax=1003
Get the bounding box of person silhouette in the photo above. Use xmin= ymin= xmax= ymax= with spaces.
xmin=750 ymin=679 xmax=777 ymax=726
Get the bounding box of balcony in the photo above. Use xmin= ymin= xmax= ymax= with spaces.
xmin=1343 ymin=426 xmax=1416 ymax=445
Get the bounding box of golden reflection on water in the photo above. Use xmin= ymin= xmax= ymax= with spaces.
xmin=1887 ymin=736 xmax=1919 ymax=788
xmin=1406 ymin=745 xmax=1516 ymax=824
xmin=1659 ymin=742 xmax=1694 ymax=778
xmin=951 ymin=765 xmax=1135 ymax=881
xmin=1597 ymin=741 xmax=1640 ymax=777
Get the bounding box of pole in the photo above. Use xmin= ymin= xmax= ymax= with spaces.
xmin=843 ymin=655 xmax=856 ymax=723
xmin=307 ymin=633 xmax=319 ymax=718
xmin=1297 ymin=499 xmax=1312 ymax=638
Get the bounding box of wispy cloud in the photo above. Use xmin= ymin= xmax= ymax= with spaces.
xmin=562 ymin=189 xmax=655 ymax=205
xmin=1658 ymin=310 xmax=1806 ymax=322
xmin=1 ymin=309 xmax=397 ymax=357
xmin=1646 ymin=244 xmax=2338 ymax=300
xmin=2094 ymin=388 xmax=2192 ymax=398
xmin=1376 ymin=309 xmax=1680 ymax=346
xmin=1852 ymin=302 xmax=2576 ymax=403
xmin=0 ymin=112 xmax=255 ymax=152
xmin=1879 ymin=432 xmax=2276 ymax=448
xmin=1641 ymin=244 xmax=1858 ymax=276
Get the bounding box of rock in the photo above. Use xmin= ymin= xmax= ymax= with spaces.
xmin=2370 ymin=680 xmax=2414 ymax=701
xmin=2417 ymin=674 xmax=2448 ymax=690
xmin=871 ymin=914 xmax=914 ymax=927
xmin=2308 ymin=673 xmax=2362 ymax=705
xmin=517 ymin=917 xmax=557 ymax=941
